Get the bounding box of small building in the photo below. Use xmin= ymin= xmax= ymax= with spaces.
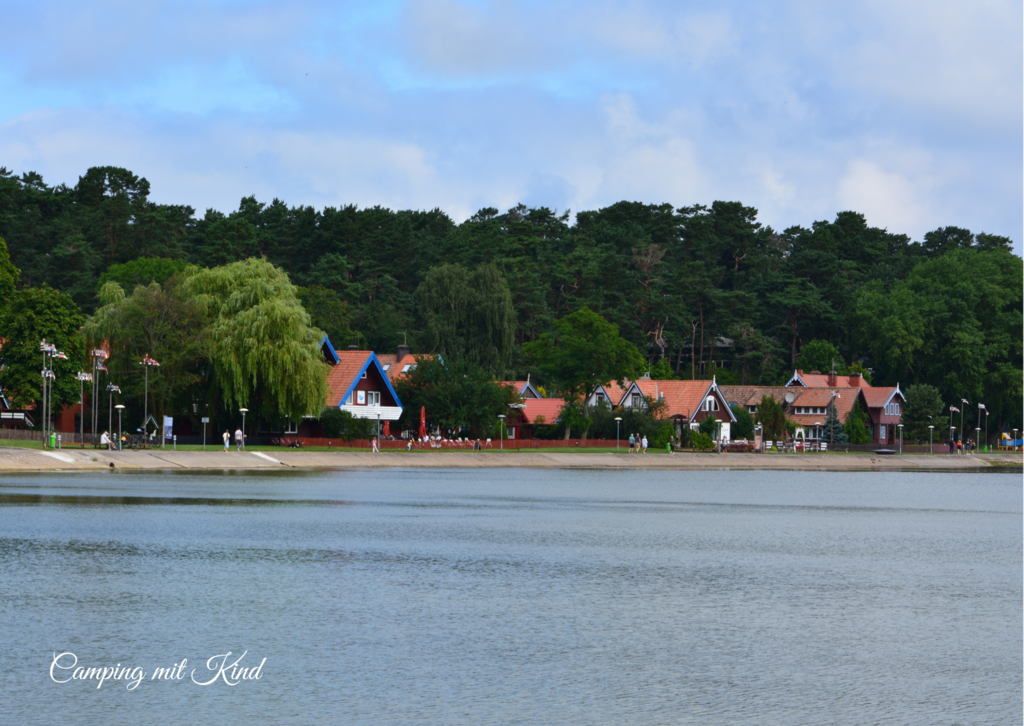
xmin=507 ymin=397 xmax=566 ymax=439
xmin=321 ymin=337 xmax=403 ymax=424
xmin=500 ymin=378 xmax=543 ymax=399
xmin=619 ymin=379 xmax=737 ymax=441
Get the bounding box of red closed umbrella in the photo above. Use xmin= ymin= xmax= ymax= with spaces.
xmin=418 ymin=406 xmax=427 ymax=440
xmin=383 ymin=420 xmax=391 ymax=438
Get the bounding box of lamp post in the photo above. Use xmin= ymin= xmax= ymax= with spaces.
xmin=377 ymin=412 xmax=381 ymax=452
xmin=897 ymin=423 xmax=903 ymax=455
xmin=106 ymin=384 xmax=120 ymax=442
xmin=140 ymin=354 xmax=160 ymax=438
xmin=115 ymin=404 xmax=124 ymax=451
xmin=977 ymin=402 xmax=985 ymax=452
xmin=76 ymin=372 xmax=92 ymax=445
xmin=239 ymin=408 xmax=248 ymax=451
xmin=498 ymin=415 xmax=506 ymax=452
xmin=983 ymin=407 xmax=989 ymax=452
xmin=928 ymin=425 xmax=934 ymax=454
xmin=1014 ymin=428 xmax=1019 ymax=452
xmin=950 ymin=426 xmax=956 ymax=454
xmin=959 ymin=398 xmax=967 ymax=448
xmin=614 ymin=416 xmax=622 ymax=452
xmin=91 ymin=348 xmax=108 ymax=446
xmin=974 ymin=427 xmax=980 ymax=454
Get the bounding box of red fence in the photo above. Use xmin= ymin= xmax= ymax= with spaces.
xmin=271 ymin=436 xmax=625 ymax=450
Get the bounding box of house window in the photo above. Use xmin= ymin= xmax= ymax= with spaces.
xmin=748 ymin=406 xmax=757 ymax=414
xmin=402 ymin=364 xmax=412 ymax=373
xmin=631 ymin=393 xmax=643 ymax=409
xmin=880 ymin=424 xmax=887 ymax=440
xmin=367 ymin=391 xmax=380 ymax=406
xmin=383 ymin=364 xmax=391 ymax=372
xmin=702 ymin=396 xmax=718 ymax=412
xmin=344 ymin=392 xmax=353 ymax=405
xmin=361 ymin=371 xmax=367 ymax=379
xmin=285 ymin=421 xmax=298 ymax=434
xmin=884 ymin=402 xmax=901 ymax=415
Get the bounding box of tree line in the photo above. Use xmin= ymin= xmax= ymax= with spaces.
xmin=0 ymin=165 xmax=1020 ymax=441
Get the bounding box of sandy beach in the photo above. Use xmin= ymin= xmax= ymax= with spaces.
xmin=0 ymin=446 xmax=1019 ymax=473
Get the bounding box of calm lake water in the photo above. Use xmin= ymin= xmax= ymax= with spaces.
xmin=0 ymin=468 xmax=1020 ymax=725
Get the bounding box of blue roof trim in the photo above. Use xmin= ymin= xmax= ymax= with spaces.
xmin=320 ymin=334 xmax=340 ymax=365
xmin=337 ymin=352 xmax=403 ymax=410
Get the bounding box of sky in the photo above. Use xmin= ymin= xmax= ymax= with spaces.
xmin=2 ymin=0 xmax=1021 ymax=250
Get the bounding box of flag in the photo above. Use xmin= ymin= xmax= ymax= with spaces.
xmin=418 ymin=406 xmax=427 ymax=440
xmin=949 ymin=406 xmax=959 ymax=413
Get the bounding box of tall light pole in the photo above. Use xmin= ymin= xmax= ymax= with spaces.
xmin=40 ymin=341 xmax=52 ymax=445
xmin=928 ymin=425 xmax=934 ymax=454
xmin=239 ymin=408 xmax=248 ymax=450
xmin=498 ymin=415 xmax=506 ymax=452
xmin=107 ymin=384 xmax=120 ymax=440
xmin=950 ymin=426 xmax=956 ymax=454
xmin=76 ymin=372 xmax=92 ymax=445
xmin=115 ymin=404 xmax=125 ymax=450
xmin=614 ymin=416 xmax=622 ymax=452
xmin=897 ymin=423 xmax=903 ymax=455
xmin=1014 ymin=428 xmax=1019 ymax=452
xmin=140 ymin=354 xmax=160 ymax=438
xmin=959 ymin=398 xmax=968 ymax=447
xmin=91 ymin=348 xmax=108 ymax=446
xmin=974 ymin=427 xmax=980 ymax=454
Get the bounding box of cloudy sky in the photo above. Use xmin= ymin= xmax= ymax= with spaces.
xmin=2 ymin=0 xmax=1021 ymax=249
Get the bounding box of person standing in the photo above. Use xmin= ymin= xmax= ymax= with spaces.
xmin=234 ymin=427 xmax=243 ymax=451
xmin=641 ymin=435 xmax=648 ymax=454
xmin=372 ymin=436 xmax=379 ymax=454
xmin=222 ymin=430 xmax=230 ymax=451
xmin=628 ymin=433 xmax=635 ymax=454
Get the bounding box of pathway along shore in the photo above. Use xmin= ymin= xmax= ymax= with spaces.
xmin=0 ymin=447 xmax=1019 ymax=473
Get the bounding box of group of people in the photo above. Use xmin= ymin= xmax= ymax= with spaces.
xmin=627 ymin=433 xmax=649 ymax=454
xmin=223 ymin=428 xmax=244 ymax=451
xmin=949 ymin=437 xmax=977 ymax=454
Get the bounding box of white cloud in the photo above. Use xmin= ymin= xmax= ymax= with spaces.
xmin=836 ymin=158 xmax=934 ymax=235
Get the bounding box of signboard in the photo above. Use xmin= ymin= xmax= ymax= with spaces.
xmin=201 ymin=417 xmax=210 ymax=423
xmin=163 ymin=415 xmax=174 ymax=441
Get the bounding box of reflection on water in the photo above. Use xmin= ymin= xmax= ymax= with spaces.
xmin=1 ymin=469 xmax=1020 ymax=725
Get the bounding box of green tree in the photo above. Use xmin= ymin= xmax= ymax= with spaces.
xmin=698 ymin=413 xmax=718 ymax=437
xmin=181 ymin=258 xmax=328 ymax=423
xmin=0 ymin=285 xmax=85 ymax=414
xmin=86 ymin=279 xmax=209 ymax=431
xmin=757 ymin=394 xmax=787 ymax=440
xmin=844 ymin=400 xmax=871 ymax=444
xmin=730 ymin=404 xmax=755 ymax=439
xmin=523 ymin=307 xmax=644 ymax=438
xmin=822 ymin=402 xmax=849 ymax=445
xmin=297 ymin=285 xmax=361 ymax=350
xmin=394 ymin=357 xmax=517 ymax=436
xmin=650 ymin=357 xmax=676 ymax=380
xmin=416 ymin=263 xmax=517 ymax=376
xmin=796 ymin=339 xmax=846 ymax=374
xmin=98 ymin=257 xmax=188 ymax=292
xmin=319 ymin=408 xmax=374 ymax=440
xmin=0 ymin=236 xmax=20 ymax=314
xmin=902 ymin=383 xmax=944 ymax=442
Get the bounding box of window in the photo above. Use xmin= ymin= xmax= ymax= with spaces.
xmin=879 ymin=424 xmax=887 ymax=440
xmin=344 ymin=392 xmax=353 ymax=405
xmin=357 ymin=390 xmax=366 ymax=405
xmin=402 ymin=364 xmax=412 ymax=373
xmin=748 ymin=405 xmax=757 ymax=414
xmin=383 ymin=364 xmax=391 ymax=371
xmin=367 ymin=391 xmax=380 ymax=406
xmin=702 ymin=396 xmax=718 ymax=412
xmin=630 ymin=393 xmax=643 ymax=409
xmin=361 ymin=371 xmax=367 ymax=379
xmin=884 ymin=402 xmax=901 ymax=416
xmin=285 ymin=421 xmax=298 ymax=434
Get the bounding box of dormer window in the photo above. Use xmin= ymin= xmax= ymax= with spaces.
xmin=361 ymin=371 xmax=367 ymax=379
xmin=702 ymin=396 xmax=719 ymax=412
xmin=885 ymin=402 xmax=901 ymax=416
xmin=383 ymin=364 xmax=391 ymax=371
xmin=402 ymin=364 xmax=412 ymax=373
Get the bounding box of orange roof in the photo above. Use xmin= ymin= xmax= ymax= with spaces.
xmin=649 ymin=380 xmax=719 ymax=419
xmin=789 ymin=369 xmax=871 ymax=388
xmin=521 ymin=398 xmax=566 ymax=424
xmin=720 ymin=385 xmax=863 ymax=424
xmin=325 ymin=351 xmax=372 ymax=407
xmin=386 ymin=353 xmax=434 ymax=382
xmin=600 ymin=380 xmax=629 ymax=406
xmin=861 ymin=386 xmax=901 ymax=409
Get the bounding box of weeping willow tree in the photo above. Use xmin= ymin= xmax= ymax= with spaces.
xmin=181 ymin=258 xmax=328 ymax=423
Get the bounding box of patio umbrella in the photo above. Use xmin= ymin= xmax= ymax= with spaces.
xmin=418 ymin=406 xmax=427 ymax=440
xmin=383 ymin=420 xmax=391 ymax=438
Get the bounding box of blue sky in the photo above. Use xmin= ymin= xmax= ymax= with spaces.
xmin=2 ymin=0 xmax=1021 ymax=250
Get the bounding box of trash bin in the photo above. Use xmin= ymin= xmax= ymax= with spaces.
xmin=49 ymin=432 xmax=56 ymax=449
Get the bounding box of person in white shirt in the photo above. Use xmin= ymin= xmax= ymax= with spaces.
xmin=641 ymin=435 xmax=648 ymax=454
xmin=100 ymin=431 xmax=111 ymax=450
xmin=235 ymin=428 xmax=244 ymax=451
xmin=222 ymin=430 xmax=230 ymax=451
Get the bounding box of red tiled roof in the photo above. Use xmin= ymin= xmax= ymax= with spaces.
xmin=720 ymin=385 xmax=862 ymax=424
xmin=386 ymin=353 xmax=434 ymax=382
xmin=521 ymin=398 xmax=565 ymax=424
xmin=861 ymin=387 xmax=901 ymax=408
xmin=648 ymin=380 xmax=717 ymax=419
xmin=791 ymin=369 xmax=871 ymax=388
xmin=600 ymin=380 xmax=629 ymax=406
xmin=325 ymin=351 xmax=371 ymax=407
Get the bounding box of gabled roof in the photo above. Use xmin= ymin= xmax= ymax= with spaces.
xmin=500 ymin=380 xmax=542 ymax=399
xmin=786 ymin=369 xmax=871 ymax=388
xmin=325 ymin=351 xmax=403 ymax=409
xmin=621 ymin=379 xmax=738 ymax=422
xmin=596 ymin=380 xmax=629 ymax=407
xmin=861 ymin=385 xmax=904 ymax=409
xmin=520 ymin=398 xmax=566 ymax=424
xmin=320 ymin=334 xmax=340 ymax=365
xmin=719 ymin=384 xmax=864 ymax=424
xmin=387 ymin=353 xmax=434 ymax=382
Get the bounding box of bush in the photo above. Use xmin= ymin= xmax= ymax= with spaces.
xmin=690 ymin=431 xmax=714 ymax=450
xmin=730 ymin=404 xmax=755 ymax=439
xmin=320 ymin=408 xmax=375 ymax=440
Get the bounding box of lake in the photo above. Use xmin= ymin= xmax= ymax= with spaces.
xmin=0 ymin=468 xmax=1020 ymax=725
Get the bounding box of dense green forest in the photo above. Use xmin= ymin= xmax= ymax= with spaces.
xmin=0 ymin=165 xmax=1020 ymax=439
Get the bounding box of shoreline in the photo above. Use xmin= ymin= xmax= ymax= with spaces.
xmin=0 ymin=446 xmax=1020 ymax=474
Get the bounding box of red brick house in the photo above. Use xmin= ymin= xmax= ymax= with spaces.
xmin=620 ymin=378 xmax=737 ymax=440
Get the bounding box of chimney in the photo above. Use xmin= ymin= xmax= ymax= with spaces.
xmin=827 ymin=369 xmax=837 ymax=387
xmin=849 ymin=371 xmax=861 ymax=386
xmin=397 ymin=343 xmax=411 ymax=361
xmin=347 ymin=344 xmax=359 ymax=351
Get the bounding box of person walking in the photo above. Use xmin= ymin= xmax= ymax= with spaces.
xmin=234 ymin=427 xmax=243 ymax=451
xmin=628 ymin=432 xmax=635 ymax=454
xmin=222 ymin=430 xmax=230 ymax=451
xmin=371 ymin=436 xmax=379 ymax=454
xmin=641 ymin=435 xmax=648 ymax=454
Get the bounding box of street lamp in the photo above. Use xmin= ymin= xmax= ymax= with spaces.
xmin=76 ymin=372 xmax=93 ymax=445
xmin=1014 ymin=428 xmax=1019 ymax=452
xmin=984 ymin=409 xmax=989 ymax=453
xmin=897 ymin=423 xmax=903 ymax=455
xmin=106 ymin=384 xmax=120 ymax=443
xmin=239 ymin=408 xmax=248 ymax=451
xmin=614 ymin=416 xmax=622 ymax=452
xmin=950 ymin=426 xmax=956 ymax=454
xmin=115 ymin=404 xmax=125 ymax=451
xmin=975 ymin=427 xmax=980 ymax=454
xmin=928 ymin=425 xmax=934 ymax=454
xmin=139 ymin=354 xmax=160 ymax=438
xmin=498 ymin=415 xmax=506 ymax=452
